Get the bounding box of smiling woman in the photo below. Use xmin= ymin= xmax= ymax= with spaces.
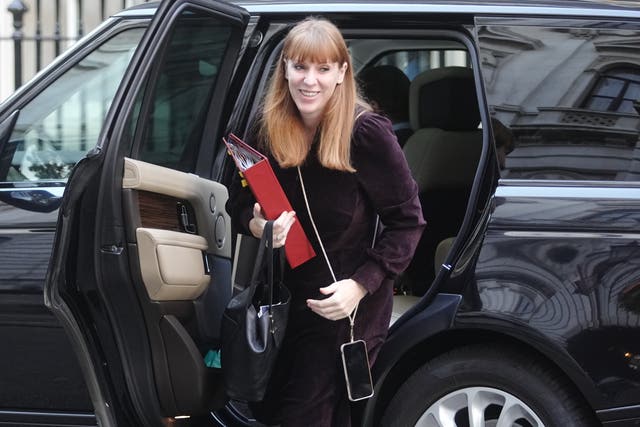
xmin=284 ymin=59 xmax=347 ymax=130
xmin=3 ymin=0 xmax=640 ymax=425
xmin=226 ymin=16 xmax=425 ymax=426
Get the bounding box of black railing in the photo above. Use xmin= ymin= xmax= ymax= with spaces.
xmin=4 ymin=0 xmax=147 ymax=92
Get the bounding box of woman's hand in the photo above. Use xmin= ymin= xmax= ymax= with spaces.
xmin=306 ymin=279 xmax=368 ymax=321
xmin=248 ymin=202 xmax=296 ymax=248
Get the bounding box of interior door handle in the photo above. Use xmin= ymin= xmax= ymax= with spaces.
xmin=178 ymin=203 xmax=196 ymax=234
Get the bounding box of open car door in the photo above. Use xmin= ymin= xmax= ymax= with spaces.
xmin=44 ymin=0 xmax=249 ymax=425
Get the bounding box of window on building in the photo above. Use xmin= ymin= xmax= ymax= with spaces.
xmin=583 ymin=67 xmax=640 ymax=114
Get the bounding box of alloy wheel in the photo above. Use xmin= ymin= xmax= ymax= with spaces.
xmin=416 ymin=386 xmax=545 ymax=427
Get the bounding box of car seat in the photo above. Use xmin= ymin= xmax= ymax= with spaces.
xmin=358 ymin=65 xmax=412 ymax=146
xmin=401 ymin=66 xmax=482 ymax=295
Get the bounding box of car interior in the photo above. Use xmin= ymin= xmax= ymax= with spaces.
xmin=350 ymin=38 xmax=482 ymax=318
xmin=399 ymin=65 xmax=482 ymax=295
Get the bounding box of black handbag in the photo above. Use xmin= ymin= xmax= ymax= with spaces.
xmin=221 ymin=221 xmax=291 ymax=401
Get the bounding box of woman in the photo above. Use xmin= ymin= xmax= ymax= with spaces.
xmin=227 ymin=17 xmax=425 ymax=426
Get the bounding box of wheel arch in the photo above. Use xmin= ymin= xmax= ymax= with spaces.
xmin=365 ymin=313 xmax=600 ymax=425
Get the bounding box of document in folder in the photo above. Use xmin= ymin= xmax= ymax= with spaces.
xmin=224 ymin=133 xmax=316 ymax=268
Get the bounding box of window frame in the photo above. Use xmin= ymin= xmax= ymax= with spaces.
xmin=582 ymin=66 xmax=640 ymax=113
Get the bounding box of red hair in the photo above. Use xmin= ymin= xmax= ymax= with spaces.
xmin=261 ymin=17 xmax=368 ymax=171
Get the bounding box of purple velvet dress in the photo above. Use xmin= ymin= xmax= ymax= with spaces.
xmin=226 ymin=111 xmax=425 ymax=426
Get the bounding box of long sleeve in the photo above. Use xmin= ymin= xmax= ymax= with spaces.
xmin=350 ymin=113 xmax=426 ymax=294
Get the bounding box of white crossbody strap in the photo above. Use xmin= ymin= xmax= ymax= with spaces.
xmin=297 ymin=166 xmax=379 ymax=341
xmin=297 ymin=166 xmax=337 ymax=283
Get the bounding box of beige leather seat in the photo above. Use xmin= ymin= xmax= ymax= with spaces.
xmin=401 ymin=66 xmax=482 ymax=294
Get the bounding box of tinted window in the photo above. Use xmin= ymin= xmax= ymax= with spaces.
xmin=372 ymin=49 xmax=469 ymax=79
xmin=351 ymin=39 xmax=471 ymax=150
xmin=1 ymin=28 xmax=144 ymax=184
xmin=477 ymin=24 xmax=640 ymax=181
xmin=135 ymin=8 xmax=232 ymax=172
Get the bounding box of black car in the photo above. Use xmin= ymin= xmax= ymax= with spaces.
xmin=1 ymin=0 xmax=639 ymax=426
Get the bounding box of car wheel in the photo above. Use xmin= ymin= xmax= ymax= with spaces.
xmin=380 ymin=344 xmax=598 ymax=427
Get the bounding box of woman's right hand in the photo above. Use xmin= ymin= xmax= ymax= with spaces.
xmin=249 ymin=203 xmax=296 ymax=248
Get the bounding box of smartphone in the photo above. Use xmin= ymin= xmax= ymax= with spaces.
xmin=340 ymin=340 xmax=374 ymax=401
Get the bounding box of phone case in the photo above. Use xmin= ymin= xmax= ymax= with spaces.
xmin=340 ymin=340 xmax=374 ymax=401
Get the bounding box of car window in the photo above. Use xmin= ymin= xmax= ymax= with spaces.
xmin=350 ymin=38 xmax=469 ymax=77
xmin=1 ymin=27 xmax=145 ymax=184
xmin=371 ymin=48 xmax=469 ymax=79
xmin=133 ymin=9 xmax=233 ymax=172
xmin=352 ymin=39 xmax=472 ymax=152
xmin=476 ymin=24 xmax=640 ymax=181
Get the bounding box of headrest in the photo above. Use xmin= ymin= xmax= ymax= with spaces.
xmin=358 ymin=65 xmax=410 ymax=122
xmin=409 ymin=66 xmax=480 ymax=131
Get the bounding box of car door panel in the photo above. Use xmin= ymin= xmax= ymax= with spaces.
xmin=119 ymin=157 xmax=233 ymax=412
xmin=123 ymin=157 xmax=231 ymax=258
xmin=44 ymin=0 xmax=249 ymax=424
xmin=122 ymin=157 xmax=232 ymax=302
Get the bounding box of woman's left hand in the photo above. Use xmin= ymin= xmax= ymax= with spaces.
xmin=306 ymin=279 xmax=368 ymax=321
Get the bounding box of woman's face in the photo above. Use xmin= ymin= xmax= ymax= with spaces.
xmin=285 ymin=59 xmax=347 ymax=129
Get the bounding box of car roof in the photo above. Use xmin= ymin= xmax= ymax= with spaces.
xmin=115 ymin=0 xmax=640 ymax=19
xmin=235 ymin=0 xmax=636 ymax=9
xmin=235 ymin=0 xmax=640 ymax=17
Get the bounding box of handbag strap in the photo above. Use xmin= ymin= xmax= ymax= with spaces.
xmin=266 ymin=221 xmax=274 ymax=315
xmin=297 ymin=166 xmax=379 ymax=342
xmin=249 ymin=220 xmax=275 ymax=314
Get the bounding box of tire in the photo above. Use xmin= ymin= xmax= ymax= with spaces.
xmin=380 ymin=344 xmax=598 ymax=427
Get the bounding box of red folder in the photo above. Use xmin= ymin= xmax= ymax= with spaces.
xmin=224 ymin=133 xmax=316 ymax=268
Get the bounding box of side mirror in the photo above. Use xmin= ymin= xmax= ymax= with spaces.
xmin=0 ymin=188 xmax=63 ymax=213
xmin=0 ymin=110 xmax=63 ymax=213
